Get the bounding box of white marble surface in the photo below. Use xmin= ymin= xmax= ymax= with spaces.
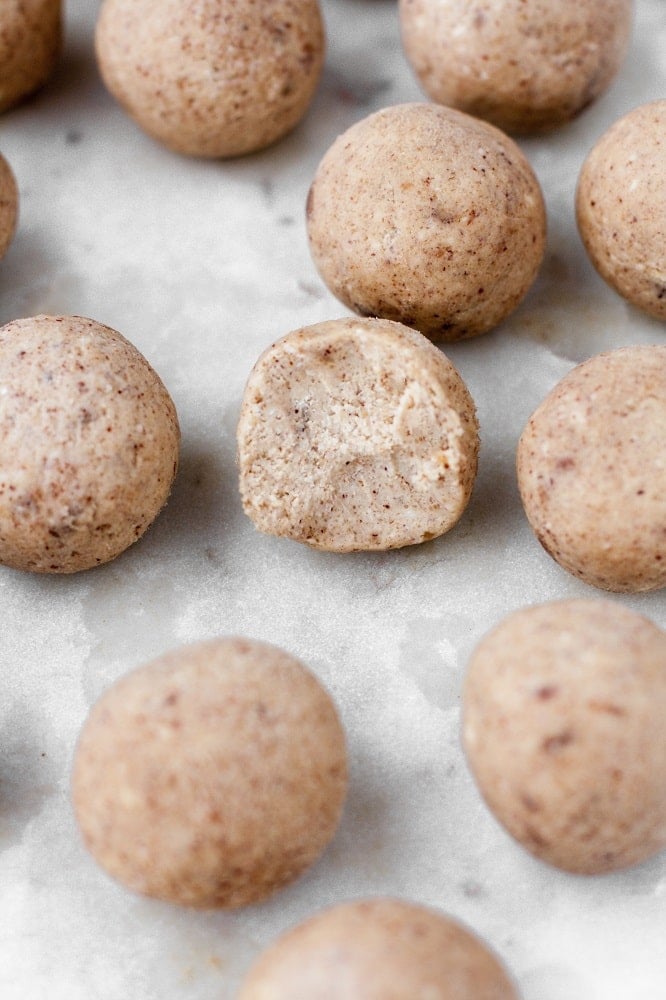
xmin=1 ymin=1 xmax=665 ymax=997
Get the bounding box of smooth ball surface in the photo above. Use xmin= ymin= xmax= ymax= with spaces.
xmin=238 ymin=899 xmax=519 ymax=1000
xmin=400 ymin=0 xmax=633 ymax=134
xmin=0 ymin=0 xmax=61 ymax=113
xmin=576 ymin=100 xmax=666 ymax=320
xmin=237 ymin=317 xmax=479 ymax=550
xmin=0 ymin=153 xmax=18 ymax=259
xmin=0 ymin=315 xmax=179 ymax=573
xmin=306 ymin=103 xmax=546 ymax=341
xmin=95 ymin=0 xmax=325 ymax=158
xmin=72 ymin=637 xmax=348 ymax=908
xmin=517 ymin=345 xmax=666 ymax=592
xmin=463 ymin=600 xmax=666 ymax=874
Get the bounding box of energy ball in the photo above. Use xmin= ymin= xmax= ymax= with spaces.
xmin=576 ymin=100 xmax=666 ymax=321
xmin=517 ymin=345 xmax=666 ymax=592
xmin=463 ymin=599 xmax=666 ymax=874
xmin=399 ymin=0 xmax=633 ymax=134
xmin=238 ymin=898 xmax=520 ymax=1000
xmin=72 ymin=637 xmax=348 ymax=908
xmin=0 ymin=0 xmax=62 ymax=114
xmin=0 ymin=315 xmax=179 ymax=573
xmin=0 ymin=154 xmax=18 ymax=260
xmin=95 ymin=0 xmax=325 ymax=158
xmin=306 ymin=103 xmax=546 ymax=341
xmin=237 ymin=317 xmax=479 ymax=551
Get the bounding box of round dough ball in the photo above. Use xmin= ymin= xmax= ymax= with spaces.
xmin=0 ymin=154 xmax=18 ymax=260
xmin=238 ymin=898 xmax=519 ymax=1000
xmin=576 ymin=100 xmax=666 ymax=320
xmin=95 ymin=0 xmax=325 ymax=158
xmin=0 ymin=314 xmax=179 ymax=573
xmin=72 ymin=637 xmax=348 ymax=908
xmin=463 ymin=599 xmax=666 ymax=874
xmin=237 ymin=317 xmax=479 ymax=551
xmin=517 ymin=345 xmax=666 ymax=592
xmin=399 ymin=0 xmax=633 ymax=134
xmin=0 ymin=0 xmax=62 ymax=113
xmin=306 ymin=103 xmax=546 ymax=341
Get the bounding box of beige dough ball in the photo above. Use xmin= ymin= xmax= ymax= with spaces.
xmin=463 ymin=599 xmax=666 ymax=874
xmin=0 ymin=0 xmax=62 ymax=113
xmin=237 ymin=317 xmax=479 ymax=551
xmin=399 ymin=0 xmax=633 ymax=134
xmin=576 ymin=100 xmax=666 ymax=320
xmin=306 ymin=103 xmax=546 ymax=341
xmin=0 ymin=315 xmax=179 ymax=573
xmin=0 ymin=154 xmax=18 ymax=260
xmin=72 ymin=637 xmax=348 ymax=908
xmin=517 ymin=345 xmax=666 ymax=592
xmin=95 ymin=0 xmax=325 ymax=158
xmin=238 ymin=898 xmax=519 ymax=1000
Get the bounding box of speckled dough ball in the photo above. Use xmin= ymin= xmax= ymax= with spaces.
xmin=0 ymin=0 xmax=62 ymax=113
xmin=72 ymin=637 xmax=348 ymax=908
xmin=95 ymin=0 xmax=325 ymax=158
xmin=237 ymin=317 xmax=479 ymax=551
xmin=0 ymin=154 xmax=18 ymax=259
xmin=0 ymin=315 xmax=179 ymax=573
xmin=463 ymin=600 xmax=666 ymax=874
xmin=399 ymin=0 xmax=633 ymax=134
xmin=517 ymin=345 xmax=666 ymax=592
xmin=576 ymin=101 xmax=666 ymax=320
xmin=238 ymin=898 xmax=519 ymax=1000
xmin=306 ymin=103 xmax=546 ymax=341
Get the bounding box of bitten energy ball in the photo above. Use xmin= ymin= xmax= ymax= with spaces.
xmin=307 ymin=103 xmax=546 ymax=341
xmin=0 ymin=0 xmax=62 ymax=113
xmin=72 ymin=637 xmax=348 ymax=908
xmin=238 ymin=898 xmax=520 ymax=1000
xmin=463 ymin=600 xmax=666 ymax=874
xmin=576 ymin=100 xmax=666 ymax=320
xmin=95 ymin=0 xmax=325 ymax=158
xmin=399 ymin=0 xmax=633 ymax=134
xmin=237 ymin=317 xmax=479 ymax=551
xmin=0 ymin=315 xmax=179 ymax=573
xmin=0 ymin=154 xmax=18 ymax=260
xmin=517 ymin=345 xmax=666 ymax=592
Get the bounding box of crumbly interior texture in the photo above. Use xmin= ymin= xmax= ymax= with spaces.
xmin=517 ymin=345 xmax=666 ymax=592
xmin=576 ymin=100 xmax=666 ymax=321
xmin=237 ymin=317 xmax=479 ymax=551
xmin=463 ymin=599 xmax=666 ymax=874
xmin=0 ymin=0 xmax=62 ymax=113
xmin=72 ymin=637 xmax=348 ymax=909
xmin=238 ymin=898 xmax=519 ymax=1000
xmin=0 ymin=153 xmax=18 ymax=259
xmin=95 ymin=0 xmax=325 ymax=158
xmin=306 ymin=103 xmax=546 ymax=341
xmin=0 ymin=314 xmax=180 ymax=573
xmin=399 ymin=0 xmax=633 ymax=134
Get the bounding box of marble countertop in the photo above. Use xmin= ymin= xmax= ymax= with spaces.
xmin=1 ymin=1 xmax=665 ymax=998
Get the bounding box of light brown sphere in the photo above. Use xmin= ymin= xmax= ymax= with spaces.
xmin=0 ymin=0 xmax=62 ymax=113
xmin=0 ymin=315 xmax=179 ymax=573
xmin=463 ymin=599 xmax=666 ymax=874
xmin=517 ymin=345 xmax=666 ymax=592
xmin=237 ymin=317 xmax=479 ymax=550
xmin=0 ymin=154 xmax=18 ymax=259
xmin=95 ymin=0 xmax=325 ymax=158
xmin=238 ymin=898 xmax=519 ymax=1000
xmin=576 ymin=100 xmax=666 ymax=320
xmin=306 ymin=103 xmax=546 ymax=341
xmin=399 ymin=0 xmax=633 ymax=134
xmin=72 ymin=637 xmax=348 ymax=908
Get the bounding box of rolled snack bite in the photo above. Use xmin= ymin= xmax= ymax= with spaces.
xmin=0 ymin=0 xmax=62 ymax=113
xmin=72 ymin=637 xmax=348 ymax=908
xmin=517 ymin=345 xmax=666 ymax=592
xmin=463 ymin=599 xmax=666 ymax=874
xmin=0 ymin=153 xmax=18 ymax=259
xmin=306 ymin=102 xmax=546 ymax=341
xmin=237 ymin=317 xmax=479 ymax=551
